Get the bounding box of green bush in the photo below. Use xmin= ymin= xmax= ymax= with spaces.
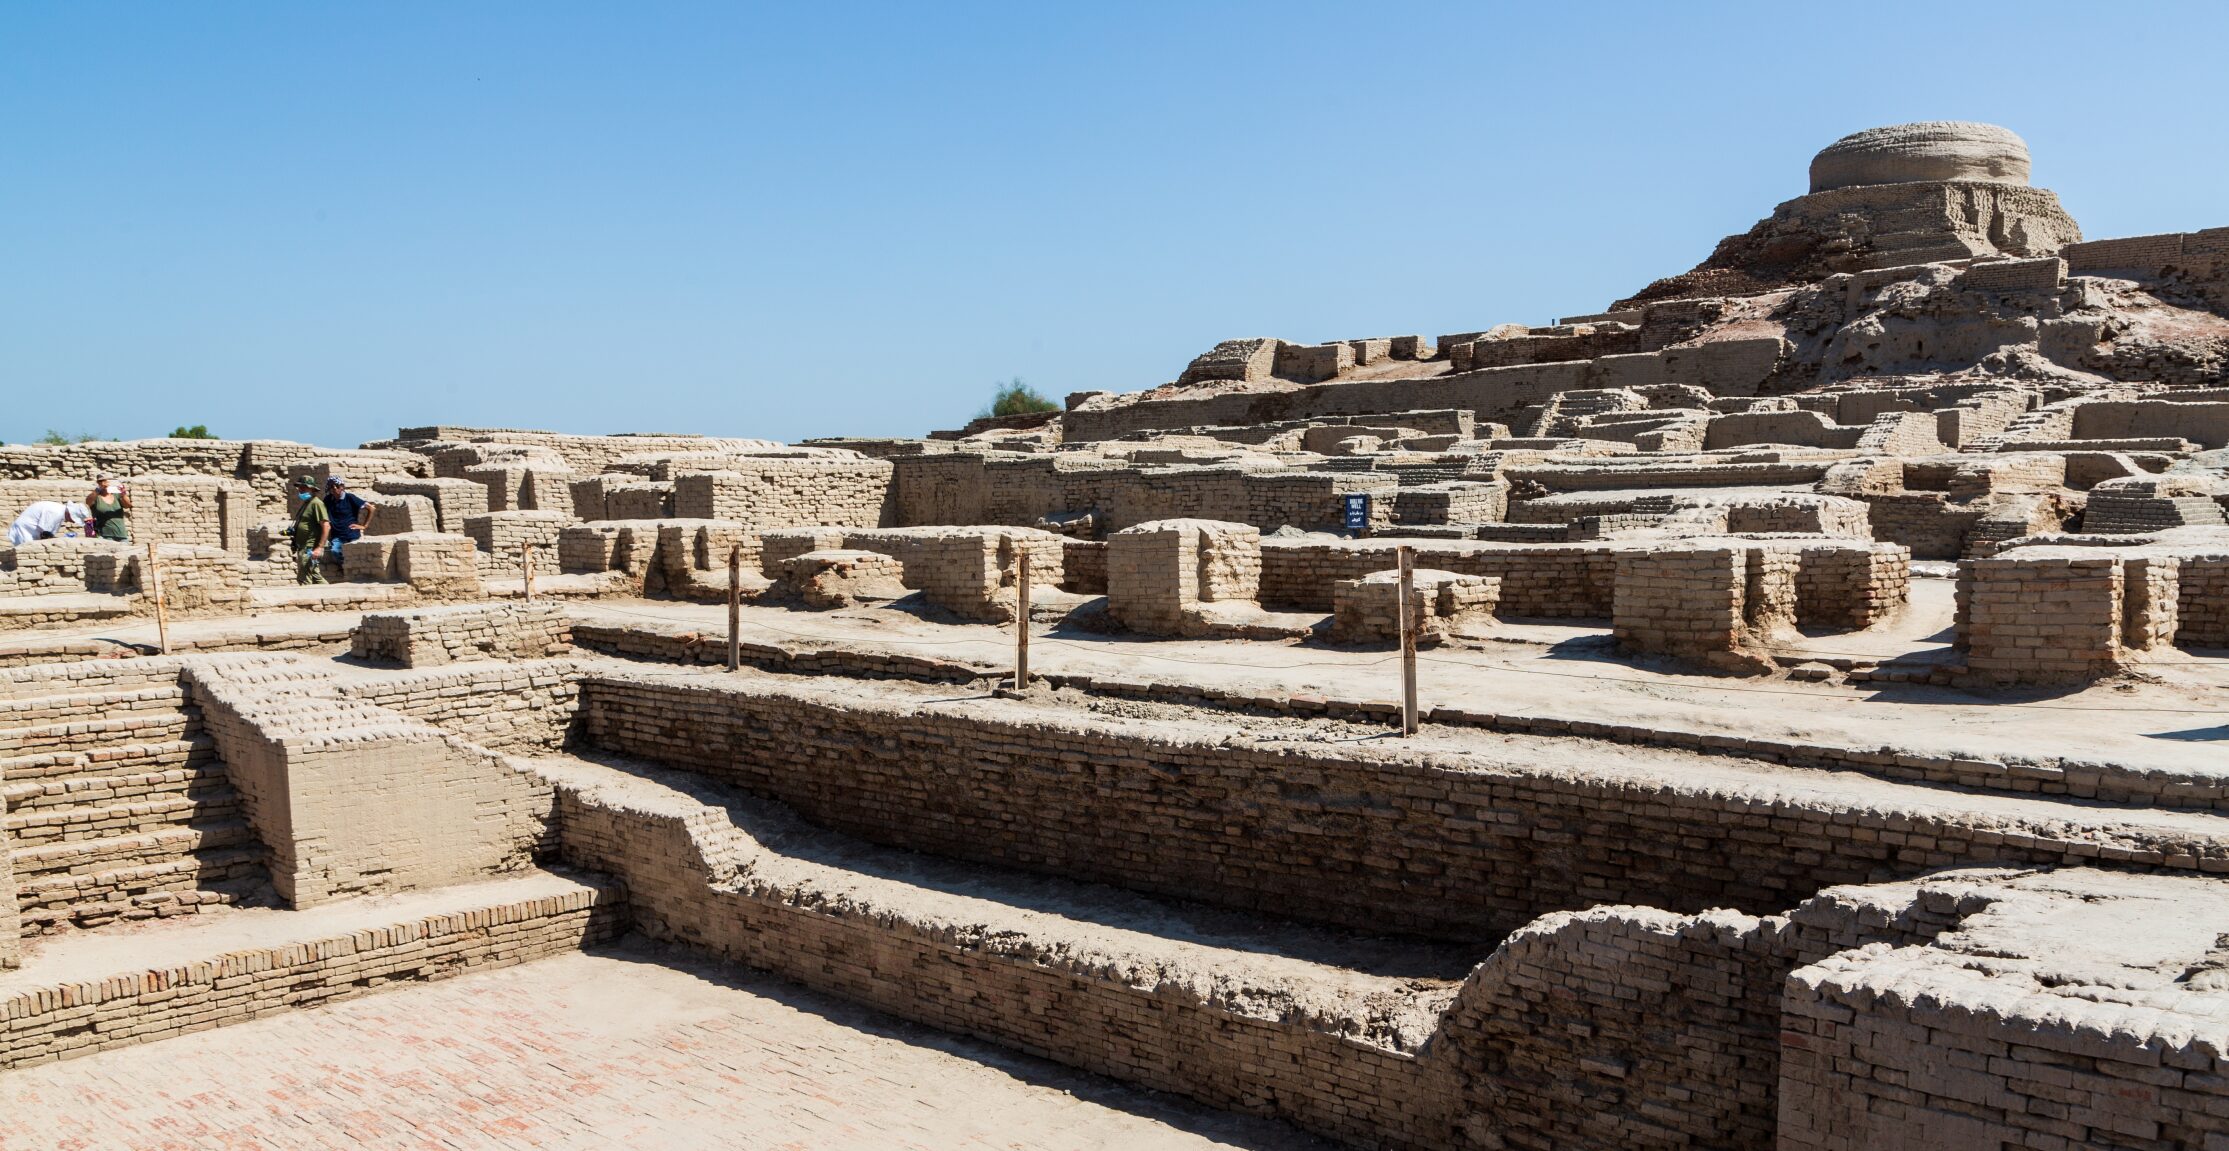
xmin=979 ymin=378 xmax=1059 ymax=419
xmin=37 ymin=429 xmax=104 ymax=445
xmin=170 ymin=425 xmax=215 ymax=439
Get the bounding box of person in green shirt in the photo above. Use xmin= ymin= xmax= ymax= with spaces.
xmin=85 ymin=473 xmax=131 ymax=541
xmin=288 ymin=477 xmax=330 ymax=585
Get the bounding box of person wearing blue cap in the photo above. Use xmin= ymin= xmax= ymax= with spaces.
xmin=320 ymin=476 xmax=376 ymax=560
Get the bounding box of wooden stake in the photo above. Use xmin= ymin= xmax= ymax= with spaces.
xmin=1397 ymin=544 xmax=1418 ymax=737
xmin=727 ymin=544 xmax=742 ymax=673
xmin=145 ymin=543 xmax=170 ymax=656
xmin=1014 ymin=551 xmax=1032 ymax=689
xmin=522 ymin=544 xmax=537 ymax=602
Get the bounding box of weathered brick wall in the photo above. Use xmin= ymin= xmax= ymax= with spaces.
xmin=392 ymin=533 xmax=485 ymax=597
xmin=1791 ymin=540 xmax=1910 ymax=630
xmin=669 ymin=459 xmax=897 ymax=529
xmin=1260 ymin=539 xmax=1618 ymax=618
xmin=2178 ymin=554 xmax=2229 ymax=646
xmin=185 ymin=659 xmax=555 ymax=906
xmin=361 ymin=492 xmax=439 ymax=535
xmin=462 ymin=511 xmax=569 ymax=576
xmin=88 ymin=544 xmax=253 ymax=616
xmin=1106 ymin=519 xmax=1260 ymax=634
xmin=1061 ymin=538 xmax=1107 ymax=594
xmin=0 ymin=880 xmax=620 ymax=1070
xmin=1393 ymin=481 xmax=1508 ymax=526
xmin=0 ymin=538 xmax=136 ymax=596
xmin=1331 ymin=570 xmax=1499 ymax=645
xmin=371 ymin=477 xmax=488 ymax=534
xmin=350 ymin=602 xmax=572 ymax=667
xmin=573 ymin=673 xmax=2228 ymax=943
xmin=1960 ymin=551 xmax=2129 ymax=684
xmin=1614 ymin=546 xmax=1751 ymax=660
xmin=0 ymin=817 xmax=15 ymax=968
xmin=549 ymin=761 xmax=1801 ymax=1151
xmin=353 ymin=658 xmax=581 ymax=752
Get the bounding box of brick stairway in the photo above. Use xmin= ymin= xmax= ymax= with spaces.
xmin=0 ymin=676 xmax=270 ymax=937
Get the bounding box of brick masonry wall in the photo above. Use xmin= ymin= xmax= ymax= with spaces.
xmin=350 ymin=602 xmax=573 ymax=667
xmin=670 ymin=460 xmax=897 ymax=530
xmin=184 ymin=659 xmax=556 ymax=906
xmin=371 ymin=477 xmax=488 ymax=534
xmin=2179 ymin=554 xmax=2229 ymax=646
xmin=463 ymin=512 xmax=570 ymax=576
xmin=551 ymin=762 xmax=1800 ymax=1151
xmin=1261 ymin=539 xmax=1619 ymax=618
xmin=573 ymin=673 xmax=2229 ymax=943
xmin=352 ymin=659 xmax=582 ymax=753
xmin=0 ymin=879 xmax=621 ymax=1070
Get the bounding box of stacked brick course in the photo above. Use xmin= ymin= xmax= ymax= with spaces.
xmin=350 ymin=602 xmax=572 ymax=667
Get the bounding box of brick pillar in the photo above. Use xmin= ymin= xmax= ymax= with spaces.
xmin=1961 ymin=553 xmax=2127 ymax=685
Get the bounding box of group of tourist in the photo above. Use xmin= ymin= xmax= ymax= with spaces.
xmin=286 ymin=475 xmax=377 ymax=584
xmin=6 ymin=474 xmax=377 ymax=586
xmin=5 ymin=474 xmax=133 ymax=546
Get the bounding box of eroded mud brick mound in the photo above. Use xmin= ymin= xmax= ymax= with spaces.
xmin=1807 ymin=121 xmax=2032 ymax=192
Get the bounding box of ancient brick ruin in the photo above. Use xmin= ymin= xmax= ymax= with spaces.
xmin=6 ymin=122 xmax=2229 ymax=1148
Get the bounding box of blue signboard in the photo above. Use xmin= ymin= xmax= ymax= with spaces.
xmin=1342 ymin=493 xmax=1370 ymax=536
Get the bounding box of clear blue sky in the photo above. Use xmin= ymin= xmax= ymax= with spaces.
xmin=5 ymin=2 xmax=2224 ymax=449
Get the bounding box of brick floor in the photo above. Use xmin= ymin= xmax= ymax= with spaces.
xmin=0 ymin=941 xmax=1327 ymax=1151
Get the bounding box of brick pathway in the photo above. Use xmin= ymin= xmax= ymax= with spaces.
xmin=0 ymin=943 xmax=1325 ymax=1151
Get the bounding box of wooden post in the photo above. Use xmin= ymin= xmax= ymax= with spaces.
xmin=522 ymin=544 xmax=537 ymax=602
xmin=1014 ymin=551 xmax=1031 ymax=689
xmin=145 ymin=543 xmax=170 ymax=656
xmin=1397 ymin=544 xmax=1418 ymax=737
xmin=726 ymin=544 xmax=742 ymax=673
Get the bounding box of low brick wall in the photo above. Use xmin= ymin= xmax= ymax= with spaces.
xmin=352 ymin=660 xmax=581 ymax=752
xmin=575 ymin=673 xmax=2229 ymax=943
xmin=350 ymin=602 xmax=572 ymax=667
xmin=0 ymin=878 xmax=621 ymax=1069
xmin=551 ymin=763 xmax=1795 ymax=1151
xmin=670 ymin=459 xmax=896 ymax=529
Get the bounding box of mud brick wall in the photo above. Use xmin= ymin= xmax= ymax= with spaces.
xmin=1061 ymin=538 xmax=1107 ymax=594
xmin=1960 ymin=551 xmax=2134 ymax=685
xmin=1331 ymin=571 xmax=1499 ymax=644
xmin=0 ymin=881 xmax=620 ymax=1070
xmin=1260 ymin=539 xmax=1617 ymax=618
xmin=1614 ymin=546 xmax=1748 ymax=657
xmin=462 ymin=511 xmax=569 ymax=576
xmin=669 ymin=459 xmax=897 ymax=530
xmin=350 ymin=602 xmax=572 ymax=667
xmin=91 ymin=544 xmax=252 ymax=616
xmin=1724 ymin=495 xmax=1870 ymax=538
xmin=390 ymin=533 xmax=482 ymax=597
xmin=1393 ymin=482 xmax=1508 ymax=526
xmin=1779 ymin=946 xmax=2229 ymax=1150
xmin=1862 ymin=492 xmax=1989 ymax=559
xmin=372 ymin=477 xmax=488 ymax=534
xmin=0 ymin=538 xmax=137 ymax=596
xmin=574 ymin=673 xmax=2229 ymax=943
xmin=1107 ymin=520 xmax=1260 ymax=634
xmin=889 ymin=452 xmax=991 ymax=525
xmin=601 ymin=480 xmax=675 ymax=520
xmin=2177 ymin=554 xmax=2229 ymax=646
xmin=827 ymin=527 xmax=1067 ymax=622
xmin=362 ymin=493 xmax=438 ymax=535
xmin=354 ymin=659 xmax=581 ymax=752
xmin=554 ymin=771 xmax=1800 ymax=1151
xmin=1791 ymin=541 xmax=1910 ymax=630
xmin=186 ymin=660 xmax=555 ymax=905
xmin=0 ymin=818 xmax=15 ymax=967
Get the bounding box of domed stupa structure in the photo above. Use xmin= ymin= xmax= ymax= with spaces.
xmin=1619 ymin=120 xmax=2081 ymax=307
xmin=1807 ymin=121 xmax=2032 ymax=192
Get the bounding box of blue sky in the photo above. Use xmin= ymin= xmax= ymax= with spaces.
xmin=4 ymin=2 xmax=2224 ymax=448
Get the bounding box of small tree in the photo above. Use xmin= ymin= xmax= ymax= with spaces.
xmin=170 ymin=425 xmax=215 ymax=439
xmin=36 ymin=429 xmax=103 ymax=445
xmin=979 ymin=378 xmax=1059 ymax=419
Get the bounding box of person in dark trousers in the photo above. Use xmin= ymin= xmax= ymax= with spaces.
xmin=289 ymin=477 xmax=330 ymax=584
xmin=321 ymin=476 xmax=375 ymax=559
